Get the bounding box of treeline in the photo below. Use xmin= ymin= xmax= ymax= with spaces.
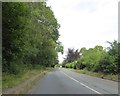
xmin=62 ymin=40 xmax=119 ymax=74
xmin=2 ymin=2 xmax=63 ymax=74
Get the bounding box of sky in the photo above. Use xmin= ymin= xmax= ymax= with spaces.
xmin=47 ymin=0 xmax=119 ymax=63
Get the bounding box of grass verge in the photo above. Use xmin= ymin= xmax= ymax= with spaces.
xmin=68 ymin=68 xmax=118 ymax=82
xmin=2 ymin=67 xmax=51 ymax=91
xmin=15 ymin=71 xmax=48 ymax=94
xmin=0 ymin=76 xmax=2 ymax=95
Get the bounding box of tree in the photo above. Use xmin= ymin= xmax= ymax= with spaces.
xmin=102 ymin=40 xmax=119 ymax=74
xmin=64 ymin=48 xmax=80 ymax=63
xmin=2 ymin=3 xmax=30 ymax=73
xmin=2 ymin=2 xmax=62 ymax=74
xmin=78 ymin=46 xmax=106 ymax=71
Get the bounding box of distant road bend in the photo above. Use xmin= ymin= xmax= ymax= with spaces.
xmin=24 ymin=68 xmax=118 ymax=94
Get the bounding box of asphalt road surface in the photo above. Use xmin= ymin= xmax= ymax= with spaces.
xmin=25 ymin=68 xmax=118 ymax=94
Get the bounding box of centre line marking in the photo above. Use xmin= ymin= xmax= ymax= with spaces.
xmin=61 ymin=71 xmax=102 ymax=95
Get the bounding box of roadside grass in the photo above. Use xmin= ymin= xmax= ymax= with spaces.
xmin=2 ymin=67 xmax=51 ymax=90
xmin=0 ymin=67 xmax=1 ymax=95
xmin=0 ymin=76 xmax=2 ymax=95
xmin=68 ymin=68 xmax=118 ymax=82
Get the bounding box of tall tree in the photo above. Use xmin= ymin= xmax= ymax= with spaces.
xmin=2 ymin=3 xmax=30 ymax=72
xmin=2 ymin=2 xmax=62 ymax=74
xmin=64 ymin=48 xmax=80 ymax=63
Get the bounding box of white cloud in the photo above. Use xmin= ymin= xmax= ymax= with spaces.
xmin=47 ymin=0 xmax=119 ymax=63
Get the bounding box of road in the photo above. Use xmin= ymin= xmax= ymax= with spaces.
xmin=24 ymin=68 xmax=118 ymax=94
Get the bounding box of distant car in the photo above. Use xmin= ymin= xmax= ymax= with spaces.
xmin=60 ymin=66 xmax=62 ymax=68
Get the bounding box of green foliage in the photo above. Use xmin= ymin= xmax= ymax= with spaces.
xmin=55 ymin=64 xmax=61 ymax=67
xmin=2 ymin=3 xmax=29 ymax=72
xmin=56 ymin=41 xmax=64 ymax=54
xmin=65 ymin=41 xmax=119 ymax=75
xmin=2 ymin=2 xmax=62 ymax=74
xmin=78 ymin=45 xmax=106 ymax=71
xmin=97 ymin=40 xmax=119 ymax=74
xmin=76 ymin=60 xmax=86 ymax=69
xmin=65 ymin=62 xmax=76 ymax=69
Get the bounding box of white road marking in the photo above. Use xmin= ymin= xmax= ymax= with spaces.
xmin=61 ymin=71 xmax=102 ymax=95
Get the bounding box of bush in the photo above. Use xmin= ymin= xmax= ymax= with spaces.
xmin=69 ymin=63 xmax=72 ymax=68
xmin=9 ymin=62 xmax=25 ymax=75
xmin=55 ymin=64 xmax=61 ymax=67
xmin=76 ymin=61 xmax=86 ymax=69
xmin=65 ymin=63 xmax=70 ymax=68
xmin=72 ymin=63 xmax=76 ymax=69
xmin=65 ymin=62 xmax=76 ymax=69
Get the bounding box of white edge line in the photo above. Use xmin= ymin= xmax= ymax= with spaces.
xmin=61 ymin=71 xmax=102 ymax=95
